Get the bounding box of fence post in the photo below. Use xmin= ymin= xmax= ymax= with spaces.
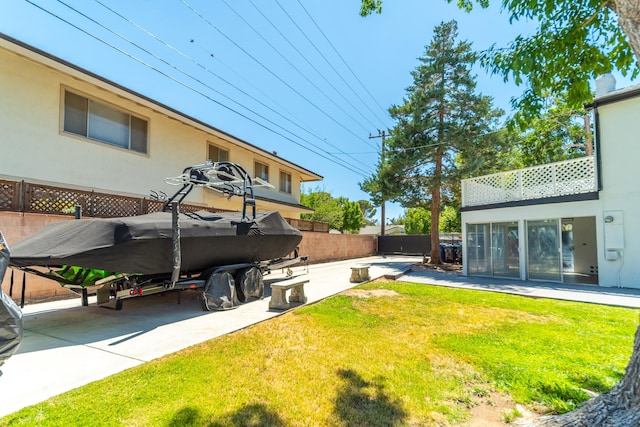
xmin=20 ymin=181 xmax=28 ymax=213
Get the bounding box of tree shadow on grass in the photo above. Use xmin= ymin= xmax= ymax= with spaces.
xmin=167 ymin=403 xmax=285 ymax=427
xmin=332 ymin=368 xmax=407 ymax=426
xmin=167 ymin=406 xmax=203 ymax=427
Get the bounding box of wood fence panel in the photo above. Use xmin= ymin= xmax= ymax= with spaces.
xmin=0 ymin=180 xmax=19 ymax=212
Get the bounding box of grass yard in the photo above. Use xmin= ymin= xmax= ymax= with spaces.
xmin=1 ymin=281 xmax=639 ymax=426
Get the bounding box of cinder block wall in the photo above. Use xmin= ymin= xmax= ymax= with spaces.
xmin=1 ymin=212 xmax=77 ymax=301
xmin=298 ymin=232 xmax=377 ymax=264
xmin=0 ymin=212 xmax=377 ymax=303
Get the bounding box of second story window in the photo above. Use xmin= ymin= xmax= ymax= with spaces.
xmin=208 ymin=144 xmax=229 ymax=162
xmin=254 ymin=161 xmax=269 ymax=182
xmin=63 ymin=90 xmax=148 ymax=153
xmin=279 ymin=171 xmax=292 ymax=194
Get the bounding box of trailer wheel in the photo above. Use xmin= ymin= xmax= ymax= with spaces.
xmin=202 ymin=272 xmax=237 ymax=311
xmin=235 ymin=267 xmax=264 ymax=302
xmin=114 ymin=299 xmax=123 ymax=311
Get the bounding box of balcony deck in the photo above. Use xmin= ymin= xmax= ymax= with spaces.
xmin=462 ymin=156 xmax=597 ymax=208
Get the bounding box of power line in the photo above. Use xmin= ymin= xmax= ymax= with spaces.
xmin=291 ymin=0 xmax=391 ymax=126
xmin=140 ymin=0 xmax=329 ymax=154
xmin=188 ymin=38 xmax=324 ymax=143
xmin=22 ymin=0 xmax=373 ymax=177
xmin=387 ymin=128 xmax=505 ymax=153
xmin=245 ymin=0 xmax=381 ymax=133
xmin=179 ymin=0 xmax=379 ymax=154
xmin=221 ymin=0 xmax=375 ymax=135
xmin=91 ymin=0 xmax=372 ymax=175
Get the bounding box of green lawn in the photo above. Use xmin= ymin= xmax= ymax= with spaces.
xmin=2 ymin=282 xmax=638 ymax=426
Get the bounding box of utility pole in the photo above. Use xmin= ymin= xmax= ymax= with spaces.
xmin=369 ymin=130 xmax=387 ymax=236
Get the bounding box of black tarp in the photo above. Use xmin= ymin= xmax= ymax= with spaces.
xmin=0 ymin=231 xmax=23 ymax=369
xmin=9 ymin=210 xmax=302 ymax=275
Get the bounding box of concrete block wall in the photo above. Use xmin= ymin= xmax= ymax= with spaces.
xmin=1 ymin=212 xmax=77 ymax=301
xmin=298 ymin=232 xmax=377 ymax=264
xmin=0 ymin=212 xmax=378 ymax=303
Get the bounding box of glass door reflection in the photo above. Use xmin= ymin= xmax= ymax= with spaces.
xmin=527 ymin=219 xmax=561 ymax=281
xmin=492 ymin=222 xmax=519 ymax=278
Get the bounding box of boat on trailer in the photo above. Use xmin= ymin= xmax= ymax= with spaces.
xmin=7 ymin=162 xmax=308 ymax=311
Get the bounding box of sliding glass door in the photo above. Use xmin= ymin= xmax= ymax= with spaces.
xmin=466 ymin=224 xmax=490 ymax=275
xmin=467 ymin=222 xmax=519 ymax=278
xmin=526 ymin=219 xmax=561 ymax=281
xmin=491 ymin=222 xmax=520 ymax=278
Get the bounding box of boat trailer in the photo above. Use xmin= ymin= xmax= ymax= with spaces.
xmin=8 ymin=161 xmax=309 ymax=311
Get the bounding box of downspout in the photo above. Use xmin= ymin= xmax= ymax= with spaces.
xmin=593 ymin=107 xmax=603 ymax=191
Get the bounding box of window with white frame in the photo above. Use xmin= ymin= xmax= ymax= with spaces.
xmin=208 ymin=144 xmax=229 ymax=162
xmin=279 ymin=171 xmax=292 ymax=194
xmin=63 ymin=90 xmax=148 ymax=153
xmin=254 ymin=161 xmax=269 ymax=182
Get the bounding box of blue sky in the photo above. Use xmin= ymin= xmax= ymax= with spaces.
xmin=2 ymin=0 xmax=636 ymax=222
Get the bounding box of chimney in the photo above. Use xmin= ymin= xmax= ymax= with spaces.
xmin=595 ymin=73 xmax=616 ymax=97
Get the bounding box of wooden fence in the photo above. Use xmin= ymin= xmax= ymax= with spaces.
xmin=0 ymin=179 xmax=329 ymax=232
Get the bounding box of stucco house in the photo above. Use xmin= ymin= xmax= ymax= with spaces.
xmin=0 ymin=33 xmax=322 ymax=220
xmin=461 ymin=75 xmax=640 ymax=289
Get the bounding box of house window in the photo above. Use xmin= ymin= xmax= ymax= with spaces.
xmin=279 ymin=171 xmax=292 ymax=194
xmin=63 ymin=90 xmax=148 ymax=153
xmin=254 ymin=161 xmax=269 ymax=182
xmin=208 ymin=144 xmax=229 ymax=162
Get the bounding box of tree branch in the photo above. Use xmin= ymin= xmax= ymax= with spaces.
xmin=581 ymin=1 xmax=614 ymax=28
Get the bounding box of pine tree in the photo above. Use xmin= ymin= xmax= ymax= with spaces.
xmin=363 ymin=20 xmax=502 ymax=263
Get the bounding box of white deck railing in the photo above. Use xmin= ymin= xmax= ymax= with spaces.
xmin=462 ymin=156 xmax=597 ymax=208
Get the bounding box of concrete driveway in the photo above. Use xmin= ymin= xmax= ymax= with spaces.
xmin=0 ymin=255 xmax=419 ymax=417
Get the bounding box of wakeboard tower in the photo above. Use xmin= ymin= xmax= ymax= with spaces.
xmin=8 ymin=161 xmax=308 ymax=311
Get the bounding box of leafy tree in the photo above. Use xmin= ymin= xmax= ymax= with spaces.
xmin=362 ymin=21 xmax=503 ymax=263
xmin=360 ymin=0 xmax=640 ymax=123
xmin=439 ymin=205 xmax=461 ymax=233
xmin=404 ymin=207 xmax=431 ymax=234
xmin=340 ymin=199 xmax=365 ymax=233
xmin=359 ymin=0 xmax=382 ymax=16
xmin=300 ymin=188 xmax=343 ymax=231
xmin=357 ymin=199 xmax=378 ymax=225
xmin=387 ymin=214 xmax=405 ymax=225
xmin=300 ymin=189 xmax=365 ymax=233
xmin=516 ymin=94 xmax=591 ymax=166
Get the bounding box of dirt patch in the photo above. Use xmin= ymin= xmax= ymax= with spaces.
xmin=341 ymin=289 xmax=400 ymax=298
xmin=412 ymin=262 xmax=463 ymax=274
xmin=461 ymin=391 xmax=539 ymax=426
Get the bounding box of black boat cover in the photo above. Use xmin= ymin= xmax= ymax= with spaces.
xmin=0 ymin=231 xmax=23 ymax=369
xmin=9 ymin=210 xmax=302 ymax=276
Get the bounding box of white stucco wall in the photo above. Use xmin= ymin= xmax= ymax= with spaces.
xmin=593 ymin=96 xmax=640 ymax=288
xmin=0 ymin=40 xmax=318 ymax=217
xmin=462 ymin=88 xmax=640 ymax=289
